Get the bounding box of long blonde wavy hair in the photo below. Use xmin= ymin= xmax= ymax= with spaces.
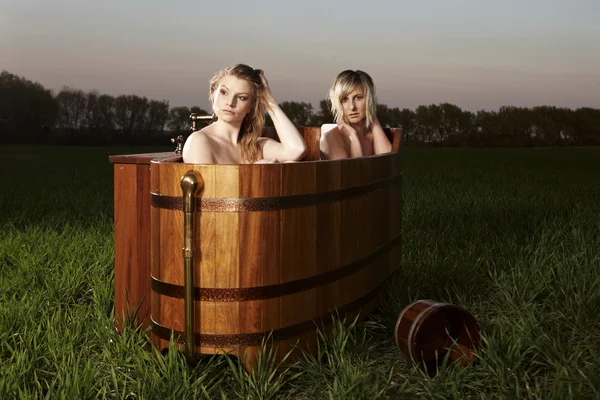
xmin=209 ymin=64 xmax=271 ymax=163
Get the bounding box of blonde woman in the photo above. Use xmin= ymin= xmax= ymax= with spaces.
xmin=320 ymin=70 xmax=392 ymax=160
xmin=183 ymin=64 xmax=306 ymax=164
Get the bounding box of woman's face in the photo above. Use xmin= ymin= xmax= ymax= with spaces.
xmin=212 ymin=74 xmax=254 ymax=123
xmin=341 ymin=87 xmax=367 ymax=125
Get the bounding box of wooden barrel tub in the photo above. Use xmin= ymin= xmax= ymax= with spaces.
xmin=109 ymin=126 xmax=403 ymax=369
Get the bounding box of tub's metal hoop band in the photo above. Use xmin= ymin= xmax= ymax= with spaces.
xmin=151 ymin=173 xmax=402 ymax=212
xmin=151 ymin=232 xmax=401 ymax=302
xmin=151 ymin=275 xmax=387 ymax=348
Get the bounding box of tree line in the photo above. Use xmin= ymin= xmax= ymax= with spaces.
xmin=2 ymin=70 xmax=599 ymax=146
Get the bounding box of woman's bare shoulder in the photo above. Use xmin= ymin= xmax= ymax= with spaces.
xmin=182 ymin=127 xmax=218 ymax=163
xmin=188 ymin=125 xmax=215 ymax=140
xmin=187 ymin=126 xmax=225 ymax=149
xmin=320 ymin=124 xmax=344 ymax=145
xmin=321 ymin=123 xmax=338 ymax=136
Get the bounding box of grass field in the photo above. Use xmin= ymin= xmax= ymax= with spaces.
xmin=1 ymin=145 xmax=599 ymax=399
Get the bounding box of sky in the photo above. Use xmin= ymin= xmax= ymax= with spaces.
xmin=2 ymin=0 xmax=599 ymax=112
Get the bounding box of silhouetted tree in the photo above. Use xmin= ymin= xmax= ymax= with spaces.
xmin=376 ymin=104 xmax=392 ymax=127
xmin=3 ymin=70 xmax=600 ymax=147
xmin=0 ymin=71 xmax=57 ymax=143
xmin=413 ymin=105 xmax=434 ymax=144
xmin=113 ymin=95 xmax=150 ymax=143
xmin=168 ymin=106 xmax=191 ymax=133
xmin=438 ymin=103 xmax=474 ymax=145
xmin=279 ymin=101 xmax=313 ymax=126
xmin=190 ymin=106 xmax=209 ymax=117
xmin=83 ymin=90 xmax=101 ymax=130
xmin=97 ymin=94 xmax=115 ymax=132
xmin=571 ymin=107 xmax=600 ymax=145
xmin=471 ymin=110 xmax=495 ymax=146
xmin=55 ymin=87 xmax=87 ymax=130
xmin=530 ymin=106 xmax=581 ymax=146
xmin=145 ymin=99 xmax=170 ymax=132
xmin=310 ymin=99 xmax=333 ymax=126
xmin=396 ymin=108 xmax=416 ymax=144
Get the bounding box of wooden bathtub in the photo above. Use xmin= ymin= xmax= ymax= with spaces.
xmin=109 ymin=126 xmax=403 ymax=368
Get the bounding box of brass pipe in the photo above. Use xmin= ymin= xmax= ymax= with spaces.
xmin=189 ymin=113 xmax=214 ymax=132
xmin=180 ymin=171 xmax=203 ymax=360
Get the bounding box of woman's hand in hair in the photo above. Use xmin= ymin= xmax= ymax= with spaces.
xmin=258 ymin=69 xmax=307 ymax=162
xmin=258 ymin=70 xmax=276 ymax=107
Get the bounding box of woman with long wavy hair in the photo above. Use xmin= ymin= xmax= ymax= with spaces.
xmin=183 ymin=64 xmax=306 ymax=164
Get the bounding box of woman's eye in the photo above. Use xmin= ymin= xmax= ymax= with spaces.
xmin=355 ymin=96 xmax=363 ymax=101
xmin=220 ymin=89 xmax=227 ymax=95
xmin=341 ymin=98 xmax=348 ymax=103
xmin=239 ymin=96 xmax=248 ymax=101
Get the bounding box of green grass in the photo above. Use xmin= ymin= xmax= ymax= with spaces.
xmin=1 ymin=145 xmax=599 ymax=399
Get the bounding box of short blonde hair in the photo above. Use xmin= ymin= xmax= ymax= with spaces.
xmin=208 ymin=64 xmax=271 ymax=163
xmin=328 ymin=70 xmax=377 ymax=131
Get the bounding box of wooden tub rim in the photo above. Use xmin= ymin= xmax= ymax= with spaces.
xmin=151 ymin=146 xmax=401 ymax=167
xmin=150 ymin=125 xmax=401 ymax=166
xmin=150 ymin=144 xmax=402 ymax=214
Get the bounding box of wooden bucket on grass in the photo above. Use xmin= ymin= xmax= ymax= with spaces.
xmin=394 ymin=300 xmax=480 ymax=372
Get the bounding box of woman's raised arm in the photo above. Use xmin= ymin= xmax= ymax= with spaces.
xmin=371 ymin=119 xmax=392 ymax=155
xmin=258 ymin=72 xmax=307 ymax=162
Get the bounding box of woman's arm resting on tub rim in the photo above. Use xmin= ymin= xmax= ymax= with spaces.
xmin=182 ymin=131 xmax=217 ymax=164
xmin=258 ymin=119 xmax=306 ymax=162
xmin=371 ymin=119 xmax=393 ymax=155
